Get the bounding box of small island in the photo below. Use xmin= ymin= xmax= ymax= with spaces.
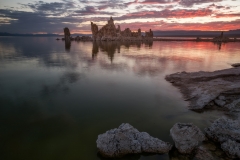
xmin=91 ymin=17 xmax=153 ymax=41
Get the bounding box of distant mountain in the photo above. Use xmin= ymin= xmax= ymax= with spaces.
xmin=153 ymin=29 xmax=240 ymax=37
xmin=1 ymin=29 xmax=240 ymax=37
xmin=0 ymin=32 xmax=61 ymax=37
xmin=0 ymin=32 xmax=91 ymax=37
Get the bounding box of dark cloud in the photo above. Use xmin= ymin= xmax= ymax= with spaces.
xmin=0 ymin=9 xmax=80 ymax=33
xmin=74 ymin=6 xmax=116 ymax=15
xmin=20 ymin=0 xmax=75 ymax=15
xmin=0 ymin=0 xmax=239 ymax=34
xmin=179 ymin=0 xmax=222 ymax=7
xmin=127 ymin=0 xmax=179 ymax=6
xmin=208 ymin=3 xmax=228 ymax=9
xmin=96 ymin=0 xmax=130 ymax=10
xmin=75 ymin=6 xmax=97 ymax=15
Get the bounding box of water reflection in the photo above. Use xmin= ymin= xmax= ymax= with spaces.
xmin=92 ymin=41 xmax=153 ymax=62
xmin=1 ymin=37 xmax=240 ymax=160
xmin=40 ymin=72 xmax=82 ymax=97
xmin=65 ymin=41 xmax=71 ymax=52
xmin=213 ymin=42 xmax=223 ymax=50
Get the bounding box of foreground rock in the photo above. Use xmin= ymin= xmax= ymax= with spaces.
xmin=194 ymin=146 xmax=214 ymax=160
xmin=170 ymin=123 xmax=205 ymax=154
xmin=221 ymin=139 xmax=240 ymax=158
xmin=165 ymin=67 xmax=240 ymax=110
xmin=96 ymin=123 xmax=172 ymax=158
xmin=205 ymin=117 xmax=240 ymax=158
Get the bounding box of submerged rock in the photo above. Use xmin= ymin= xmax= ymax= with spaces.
xmin=205 ymin=117 xmax=240 ymax=158
xmin=231 ymin=63 xmax=240 ymax=68
xmin=194 ymin=146 xmax=214 ymax=160
xmin=96 ymin=123 xmax=172 ymax=158
xmin=170 ymin=123 xmax=205 ymax=154
xmin=221 ymin=139 xmax=240 ymax=158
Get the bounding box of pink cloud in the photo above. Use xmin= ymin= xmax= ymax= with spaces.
xmin=120 ymin=9 xmax=213 ymax=19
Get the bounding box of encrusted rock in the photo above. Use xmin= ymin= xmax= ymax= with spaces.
xmin=96 ymin=123 xmax=172 ymax=158
xmin=205 ymin=117 xmax=240 ymax=158
xmin=195 ymin=146 xmax=214 ymax=160
xmin=165 ymin=67 xmax=240 ymax=110
xmin=205 ymin=117 xmax=240 ymax=143
xmin=214 ymin=99 xmax=226 ymax=107
xmin=170 ymin=123 xmax=205 ymax=154
xmin=221 ymin=139 xmax=240 ymax=158
xmin=91 ymin=17 xmax=153 ymax=41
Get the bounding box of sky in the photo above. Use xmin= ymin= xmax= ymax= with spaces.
xmin=0 ymin=0 xmax=240 ymax=34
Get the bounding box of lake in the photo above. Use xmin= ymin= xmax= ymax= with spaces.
xmin=0 ymin=37 xmax=240 ymax=160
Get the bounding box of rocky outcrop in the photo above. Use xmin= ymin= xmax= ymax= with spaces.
xmin=96 ymin=123 xmax=172 ymax=158
xmin=213 ymin=32 xmax=230 ymax=42
xmin=194 ymin=146 xmax=214 ymax=160
xmin=221 ymin=139 xmax=240 ymax=158
xmin=165 ymin=67 xmax=240 ymax=110
xmin=74 ymin=36 xmax=92 ymax=41
xmin=205 ymin=117 xmax=240 ymax=159
xmin=91 ymin=17 xmax=153 ymax=41
xmin=170 ymin=123 xmax=205 ymax=154
xmin=205 ymin=117 xmax=240 ymax=143
xmin=231 ymin=63 xmax=240 ymax=68
xmin=64 ymin=27 xmax=71 ymax=42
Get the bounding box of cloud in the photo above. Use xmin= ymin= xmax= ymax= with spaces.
xmin=20 ymin=0 xmax=75 ymax=15
xmin=118 ymin=9 xmax=213 ymax=20
xmin=0 ymin=9 xmax=80 ymax=33
xmin=75 ymin=6 xmax=97 ymax=15
xmin=96 ymin=0 xmax=129 ymax=10
xmin=179 ymin=0 xmax=223 ymax=7
xmin=74 ymin=6 xmax=117 ymax=15
xmin=127 ymin=0 xmax=180 ymax=5
xmin=0 ymin=0 xmax=239 ymax=34
xmin=214 ymin=13 xmax=240 ymax=18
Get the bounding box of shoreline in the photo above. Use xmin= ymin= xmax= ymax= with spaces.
xmin=164 ymin=65 xmax=240 ymax=159
xmin=57 ymin=38 xmax=240 ymax=42
xmin=153 ymin=38 xmax=240 ymax=42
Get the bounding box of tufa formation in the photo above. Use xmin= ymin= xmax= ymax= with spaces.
xmin=91 ymin=17 xmax=153 ymax=41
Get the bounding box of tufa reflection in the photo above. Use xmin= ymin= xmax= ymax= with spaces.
xmin=65 ymin=41 xmax=71 ymax=51
xmin=92 ymin=41 xmax=153 ymax=62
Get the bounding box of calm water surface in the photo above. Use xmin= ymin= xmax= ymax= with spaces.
xmin=0 ymin=37 xmax=240 ymax=160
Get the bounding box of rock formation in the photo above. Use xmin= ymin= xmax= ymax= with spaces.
xmin=170 ymin=123 xmax=205 ymax=154
xmin=213 ymin=31 xmax=230 ymax=42
xmin=221 ymin=139 xmax=240 ymax=158
xmin=64 ymin=27 xmax=71 ymax=42
xmin=91 ymin=17 xmax=153 ymax=41
xmin=165 ymin=67 xmax=240 ymax=110
xmin=194 ymin=146 xmax=214 ymax=160
xmin=63 ymin=27 xmax=71 ymax=50
xmin=205 ymin=117 xmax=240 ymax=158
xmin=231 ymin=63 xmax=240 ymax=68
xmin=96 ymin=123 xmax=172 ymax=158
